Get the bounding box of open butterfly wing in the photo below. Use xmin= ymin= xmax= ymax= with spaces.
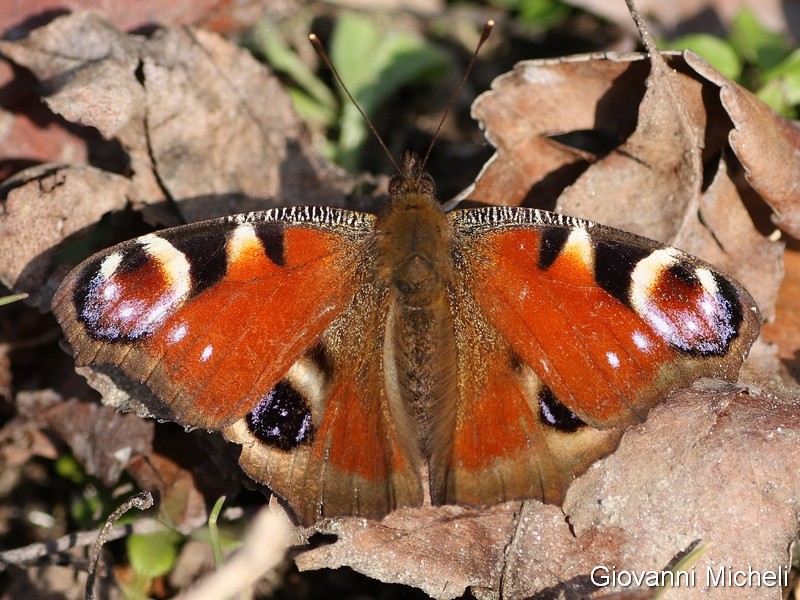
xmin=54 ymin=207 xmax=424 ymax=524
xmin=438 ymin=207 xmax=760 ymax=506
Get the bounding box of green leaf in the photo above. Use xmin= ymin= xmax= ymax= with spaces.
xmin=248 ymin=18 xmax=337 ymax=124
xmin=288 ymin=88 xmax=337 ymax=129
xmin=666 ymin=34 xmax=743 ymax=81
xmin=489 ymin=0 xmax=572 ymax=28
xmin=729 ymin=8 xmax=790 ymax=71
xmin=329 ymin=13 xmax=448 ymax=171
xmin=127 ymin=530 xmax=182 ymax=579
xmin=69 ymin=485 xmax=104 ymax=526
xmin=55 ymin=454 xmax=86 ymax=484
xmin=208 ymin=496 xmax=226 ymax=568
xmin=756 ymin=78 xmax=796 ymax=117
xmin=762 ymin=48 xmax=800 ymax=105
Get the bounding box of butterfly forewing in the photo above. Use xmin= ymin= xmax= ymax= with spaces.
xmin=450 ymin=206 xmax=760 ymax=428
xmin=53 ymin=207 xmax=375 ymax=429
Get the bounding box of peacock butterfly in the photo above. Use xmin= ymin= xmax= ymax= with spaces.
xmin=52 ymin=148 xmax=761 ymax=526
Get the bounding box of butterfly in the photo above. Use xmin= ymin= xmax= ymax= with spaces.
xmin=52 ymin=151 xmax=761 ymax=526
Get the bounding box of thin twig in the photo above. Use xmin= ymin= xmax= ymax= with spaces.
xmin=0 ymin=514 xmax=163 ymax=570
xmin=85 ymin=491 xmax=154 ymax=600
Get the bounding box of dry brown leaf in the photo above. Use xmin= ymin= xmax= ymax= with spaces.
xmin=465 ymin=55 xmax=648 ymax=215
xmin=296 ymin=503 xmax=519 ymax=598
xmin=560 ymin=387 xmax=800 ymax=600
xmin=683 ymin=52 xmax=800 ymax=239
xmin=0 ymin=165 xmax=133 ymax=309
xmin=763 ymin=245 xmax=800 ymax=379
xmin=126 ymin=427 xmax=242 ymax=532
xmin=1 ymin=11 xmax=351 ymax=219
xmin=37 ymin=396 xmax=154 ymax=487
xmin=0 ymin=0 xmax=275 ymax=36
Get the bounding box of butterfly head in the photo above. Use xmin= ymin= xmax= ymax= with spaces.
xmin=388 ymin=151 xmax=437 ymax=201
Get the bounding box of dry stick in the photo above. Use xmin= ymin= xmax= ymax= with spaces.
xmin=0 ymin=514 xmax=163 ymax=570
xmin=85 ymin=491 xmax=154 ymax=600
xmin=624 ymin=0 xmax=659 ymax=57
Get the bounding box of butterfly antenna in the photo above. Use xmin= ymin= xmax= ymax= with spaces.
xmin=309 ymin=33 xmax=401 ymax=173
xmin=418 ymin=20 xmax=494 ymax=177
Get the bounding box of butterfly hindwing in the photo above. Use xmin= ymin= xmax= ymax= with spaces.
xmin=437 ymin=285 xmax=622 ymax=506
xmin=226 ymin=277 xmax=425 ymax=524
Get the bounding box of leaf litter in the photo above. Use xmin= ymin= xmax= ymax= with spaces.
xmin=0 ymin=2 xmax=798 ymax=599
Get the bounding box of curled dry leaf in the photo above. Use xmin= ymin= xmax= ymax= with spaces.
xmin=683 ymin=52 xmax=800 ymax=239
xmin=296 ymin=503 xmax=520 ymax=598
xmin=762 ymin=245 xmax=800 ymax=379
xmin=37 ymin=397 xmax=154 ymax=487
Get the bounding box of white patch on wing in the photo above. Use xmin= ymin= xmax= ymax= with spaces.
xmin=140 ymin=234 xmax=192 ymax=298
xmin=628 ymin=250 xmax=735 ymax=353
xmin=99 ymin=252 xmax=123 ymax=279
xmin=285 ymin=356 xmax=327 ymax=418
xmin=133 ymin=234 xmax=193 ymax=336
xmin=168 ymin=321 xmax=189 ymax=344
xmin=80 ymin=237 xmax=193 ymax=340
xmin=628 ymin=248 xmax=682 ymax=346
xmin=101 ymin=281 xmax=120 ymax=301
xmin=563 ymin=227 xmax=594 ymax=268
xmin=632 ymin=330 xmax=651 ymax=352
xmin=227 ymin=223 xmax=260 ymax=265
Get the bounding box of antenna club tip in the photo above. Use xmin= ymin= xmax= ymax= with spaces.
xmin=309 ymin=33 xmax=319 ymax=42
xmin=480 ymin=20 xmax=494 ymax=43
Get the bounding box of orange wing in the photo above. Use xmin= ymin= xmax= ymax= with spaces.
xmin=53 ymin=207 xmax=422 ymax=524
xmin=437 ymin=206 xmax=760 ymax=506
